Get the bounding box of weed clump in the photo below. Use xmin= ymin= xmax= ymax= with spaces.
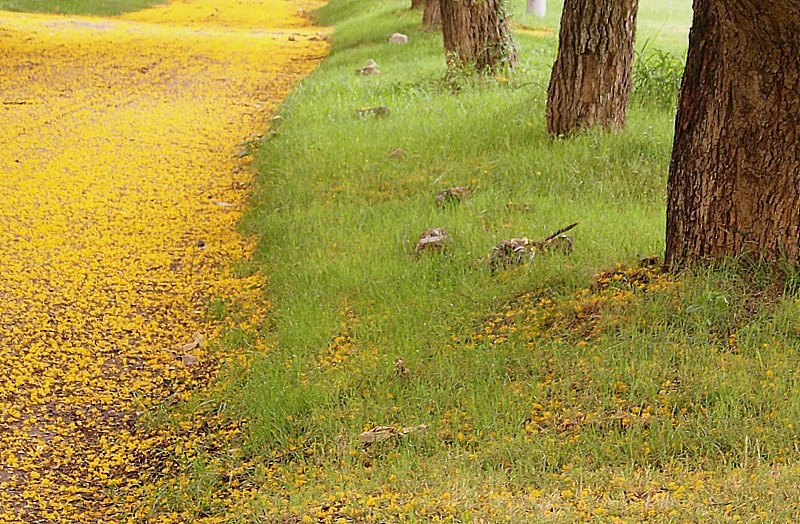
xmin=632 ymin=39 xmax=685 ymax=109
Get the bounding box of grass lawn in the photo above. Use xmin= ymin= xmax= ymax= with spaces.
xmin=0 ymin=0 xmax=162 ymax=15
xmin=217 ymin=1 xmax=800 ymax=521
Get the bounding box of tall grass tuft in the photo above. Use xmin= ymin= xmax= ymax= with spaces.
xmin=632 ymin=38 xmax=686 ymax=109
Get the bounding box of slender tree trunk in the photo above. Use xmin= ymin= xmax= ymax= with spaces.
xmin=411 ymin=0 xmax=424 ymax=9
xmin=546 ymin=0 xmax=638 ymax=135
xmin=665 ymin=0 xmax=800 ymax=268
xmin=423 ymin=0 xmax=442 ymax=29
xmin=440 ymin=0 xmax=516 ymax=72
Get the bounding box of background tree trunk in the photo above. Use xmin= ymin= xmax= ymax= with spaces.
xmin=411 ymin=0 xmax=424 ymax=9
xmin=546 ymin=0 xmax=638 ymax=135
xmin=665 ymin=0 xmax=800 ymax=268
xmin=423 ymin=0 xmax=442 ymax=29
xmin=440 ymin=0 xmax=516 ymax=71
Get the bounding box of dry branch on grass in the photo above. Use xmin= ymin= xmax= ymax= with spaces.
xmin=489 ymin=222 xmax=578 ymax=274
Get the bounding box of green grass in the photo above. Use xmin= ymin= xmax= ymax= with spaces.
xmin=152 ymin=0 xmax=800 ymax=521
xmin=0 ymin=0 xmax=162 ymax=15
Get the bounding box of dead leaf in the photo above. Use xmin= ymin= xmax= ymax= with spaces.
xmin=179 ymin=332 xmax=205 ymax=352
xmin=505 ymin=201 xmax=531 ymax=211
xmin=489 ymin=222 xmax=578 ymax=274
xmin=413 ymin=227 xmax=449 ymax=257
xmin=639 ymin=255 xmax=660 ymax=266
xmin=180 ymin=354 xmax=199 ymax=366
xmin=401 ymin=424 xmax=428 ymax=436
xmin=388 ymin=148 xmax=406 ymax=159
xmin=489 ymin=237 xmax=533 ymax=274
xmin=359 ymin=426 xmax=401 ymax=444
xmin=356 ymin=59 xmax=380 ymax=75
xmin=359 ymin=424 xmax=428 ymax=444
xmin=395 ymin=358 xmax=409 ymax=378
xmin=435 ymin=186 xmax=472 ymax=205
xmin=539 ymin=234 xmax=574 ymax=255
xmin=356 ymin=106 xmax=390 ymax=118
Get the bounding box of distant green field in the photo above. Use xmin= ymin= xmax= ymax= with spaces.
xmin=511 ymin=0 xmax=692 ymax=55
xmin=0 ymin=0 xmax=162 ymax=15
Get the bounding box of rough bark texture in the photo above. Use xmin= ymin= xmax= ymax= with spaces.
xmin=411 ymin=0 xmax=424 ymax=9
xmin=546 ymin=0 xmax=638 ymax=135
xmin=423 ymin=0 xmax=442 ymax=29
xmin=440 ymin=0 xmax=516 ymax=71
xmin=665 ymin=0 xmax=800 ymax=268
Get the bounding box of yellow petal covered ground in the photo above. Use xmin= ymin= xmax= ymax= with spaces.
xmin=0 ymin=2 xmax=326 ymax=522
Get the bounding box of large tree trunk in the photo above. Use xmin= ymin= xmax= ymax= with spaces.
xmin=440 ymin=0 xmax=516 ymax=72
xmin=423 ymin=0 xmax=442 ymax=29
xmin=546 ymin=0 xmax=638 ymax=136
xmin=665 ymin=0 xmax=800 ymax=268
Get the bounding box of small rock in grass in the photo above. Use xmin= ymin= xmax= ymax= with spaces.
xmin=413 ymin=227 xmax=449 ymax=257
xmin=356 ymin=59 xmax=380 ymax=75
xmin=388 ymin=32 xmax=409 ymax=44
xmin=435 ymin=186 xmax=472 ymax=205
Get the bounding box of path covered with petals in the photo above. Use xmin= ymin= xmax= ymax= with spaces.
xmin=0 ymin=1 xmax=325 ymax=521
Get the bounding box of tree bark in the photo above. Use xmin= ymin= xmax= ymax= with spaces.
xmin=546 ymin=0 xmax=638 ymax=136
xmin=411 ymin=0 xmax=424 ymax=9
xmin=423 ymin=0 xmax=442 ymax=29
xmin=665 ymin=0 xmax=800 ymax=268
xmin=440 ymin=0 xmax=516 ymax=72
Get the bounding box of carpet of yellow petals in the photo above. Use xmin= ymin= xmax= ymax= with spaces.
xmin=0 ymin=2 xmax=326 ymax=522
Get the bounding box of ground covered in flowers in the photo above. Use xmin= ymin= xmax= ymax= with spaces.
xmin=0 ymin=1 xmax=326 ymax=522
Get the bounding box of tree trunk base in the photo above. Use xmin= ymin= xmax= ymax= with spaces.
xmin=665 ymin=0 xmax=800 ymax=268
